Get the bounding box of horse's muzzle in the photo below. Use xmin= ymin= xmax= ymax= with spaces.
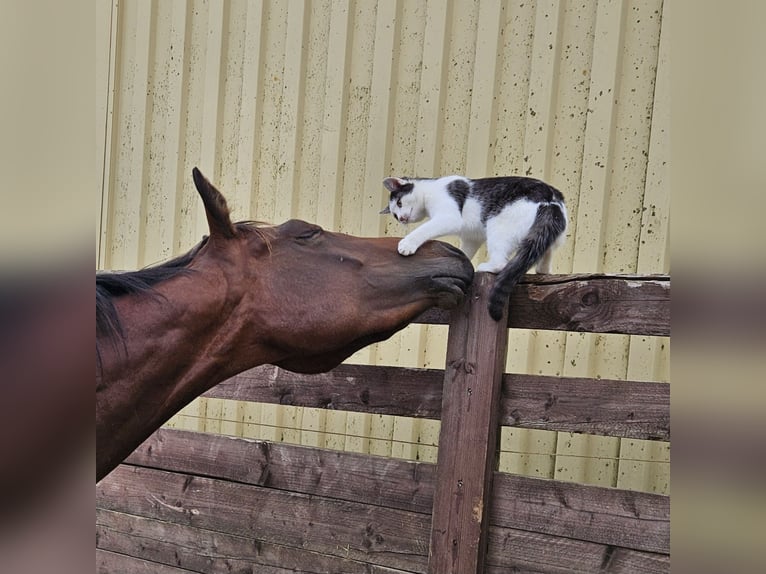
xmin=421 ymin=241 xmax=475 ymax=308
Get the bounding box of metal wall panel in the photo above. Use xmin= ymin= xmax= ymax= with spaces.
xmin=99 ymin=0 xmax=668 ymax=492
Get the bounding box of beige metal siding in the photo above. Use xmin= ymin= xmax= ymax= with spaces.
xmin=99 ymin=0 xmax=668 ymax=493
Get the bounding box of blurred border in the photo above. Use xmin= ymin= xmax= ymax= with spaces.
xmin=0 ymin=1 xmax=93 ymax=573
xmin=673 ymin=1 xmax=766 ymax=572
xmin=1 ymin=0 xmax=765 ymax=572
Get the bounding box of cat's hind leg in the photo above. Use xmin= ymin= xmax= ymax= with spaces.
xmin=535 ymin=248 xmax=553 ymax=274
xmin=476 ymin=211 xmax=528 ymax=273
xmin=535 ymin=231 xmax=565 ymax=273
xmin=476 ymin=232 xmax=522 ymax=273
xmin=458 ymin=237 xmax=482 ymax=261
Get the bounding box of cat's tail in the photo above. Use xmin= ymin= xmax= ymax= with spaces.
xmin=487 ymin=202 xmax=567 ymax=321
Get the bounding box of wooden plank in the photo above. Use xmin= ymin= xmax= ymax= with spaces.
xmin=122 ymin=430 xmax=668 ymax=553
xmin=125 ymin=428 xmax=436 ymax=514
xmin=97 ymin=465 xmax=430 ymax=573
xmin=485 ymin=526 xmax=669 ymax=574
xmin=490 ymin=473 xmax=669 ymax=555
xmin=204 ymin=365 xmax=668 ymax=440
xmin=203 ymin=363 xmax=444 ymax=418
xmin=428 ymin=273 xmax=509 ymax=574
xmin=414 ymin=274 xmax=670 ymax=336
xmin=500 ymin=374 xmax=670 ymax=441
xmin=97 ymin=509 xmax=410 ymax=574
xmin=97 ymin=548 xmax=194 ymax=574
xmin=508 ymin=274 xmax=670 ymax=336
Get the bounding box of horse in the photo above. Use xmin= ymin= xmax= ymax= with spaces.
xmin=96 ymin=168 xmax=473 ymax=481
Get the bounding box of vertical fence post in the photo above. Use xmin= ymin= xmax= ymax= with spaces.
xmin=428 ymin=273 xmax=510 ymax=574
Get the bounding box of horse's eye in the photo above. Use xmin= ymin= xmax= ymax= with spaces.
xmin=297 ymin=227 xmax=321 ymax=241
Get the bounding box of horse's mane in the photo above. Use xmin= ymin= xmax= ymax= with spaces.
xmin=96 ymin=221 xmax=270 ymax=349
xmin=96 ymin=237 xmax=208 ymax=347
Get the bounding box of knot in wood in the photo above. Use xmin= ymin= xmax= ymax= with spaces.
xmin=581 ymin=290 xmax=600 ymax=306
xmin=448 ymin=359 xmax=476 ymax=374
xmin=278 ymin=387 xmax=294 ymax=405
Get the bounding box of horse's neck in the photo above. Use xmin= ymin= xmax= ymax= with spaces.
xmin=96 ymin=287 xmax=268 ymax=478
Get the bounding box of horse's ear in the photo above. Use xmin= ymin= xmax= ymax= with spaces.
xmin=383 ymin=177 xmax=405 ymax=193
xmin=192 ymin=168 xmax=237 ymax=240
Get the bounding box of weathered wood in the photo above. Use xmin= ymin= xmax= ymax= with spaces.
xmin=428 ymin=274 xmax=509 ymax=574
xmin=490 ymin=472 xmax=669 ymax=554
xmin=204 ymin=364 xmax=669 ymax=440
xmin=485 ymin=526 xmax=670 ymax=574
xmin=500 ymin=374 xmax=670 ymax=440
xmin=415 ymin=274 xmax=670 ymax=336
xmin=97 ymin=509 xmax=410 ymax=574
xmin=204 ymin=363 xmax=444 ymax=419
xmin=125 ymin=428 xmax=436 ymax=514
xmin=508 ymin=274 xmax=670 ymax=335
xmin=121 ymin=429 xmax=668 ymax=554
xmin=97 ymin=548 xmax=194 ymax=574
xmin=97 ymin=465 xmax=430 ymax=573
xmin=127 ymin=429 xmax=670 ymax=552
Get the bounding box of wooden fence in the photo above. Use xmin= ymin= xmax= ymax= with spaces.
xmin=96 ymin=273 xmax=670 ymax=573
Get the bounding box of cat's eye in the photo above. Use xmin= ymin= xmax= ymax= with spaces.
xmin=396 ymin=199 xmax=402 ymax=208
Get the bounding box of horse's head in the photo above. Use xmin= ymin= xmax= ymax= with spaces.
xmin=190 ymin=168 xmax=474 ymax=373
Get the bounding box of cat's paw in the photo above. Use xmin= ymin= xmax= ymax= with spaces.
xmin=398 ymin=237 xmax=420 ymax=256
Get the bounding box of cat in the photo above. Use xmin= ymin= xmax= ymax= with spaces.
xmin=381 ymin=175 xmax=567 ymax=321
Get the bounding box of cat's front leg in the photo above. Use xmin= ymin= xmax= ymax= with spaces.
xmin=397 ymin=217 xmax=462 ymax=256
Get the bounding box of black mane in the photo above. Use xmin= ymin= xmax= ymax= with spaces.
xmin=96 ymin=237 xmax=208 ymax=345
xmin=96 ymin=221 xmax=269 ymax=368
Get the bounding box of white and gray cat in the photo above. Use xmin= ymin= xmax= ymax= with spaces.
xmin=381 ymin=175 xmax=567 ymax=320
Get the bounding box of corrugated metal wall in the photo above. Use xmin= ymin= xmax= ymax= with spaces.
xmin=98 ymin=0 xmax=669 ymax=493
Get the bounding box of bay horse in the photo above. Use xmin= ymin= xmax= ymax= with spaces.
xmin=96 ymin=169 xmax=473 ymax=481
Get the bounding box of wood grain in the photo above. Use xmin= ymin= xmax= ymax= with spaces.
xmin=97 ymin=548 xmax=193 ymax=574
xmin=486 ymin=526 xmax=669 ymax=574
xmin=204 ymin=365 xmax=669 ymax=440
xmin=102 ymin=430 xmax=669 ymax=572
xmin=203 ymin=363 xmax=444 ymax=419
xmin=415 ymin=274 xmax=670 ymax=336
xmin=97 ymin=465 xmax=430 ymax=573
xmin=125 ymin=428 xmax=436 ymax=514
xmin=491 ymin=472 xmax=669 ymax=554
xmin=428 ymin=274 xmax=509 ymax=574
xmin=508 ymin=274 xmax=670 ymax=336
xmin=500 ymin=374 xmax=670 ymax=440
xmin=122 ymin=429 xmax=668 ymax=554
xmin=98 ymin=509 xmax=411 ymax=574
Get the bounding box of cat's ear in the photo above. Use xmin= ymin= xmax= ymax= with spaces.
xmin=380 ymin=205 xmax=391 ymax=215
xmin=383 ymin=177 xmax=406 ymax=192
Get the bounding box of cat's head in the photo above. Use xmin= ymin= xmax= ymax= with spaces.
xmin=380 ymin=177 xmax=424 ymax=224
